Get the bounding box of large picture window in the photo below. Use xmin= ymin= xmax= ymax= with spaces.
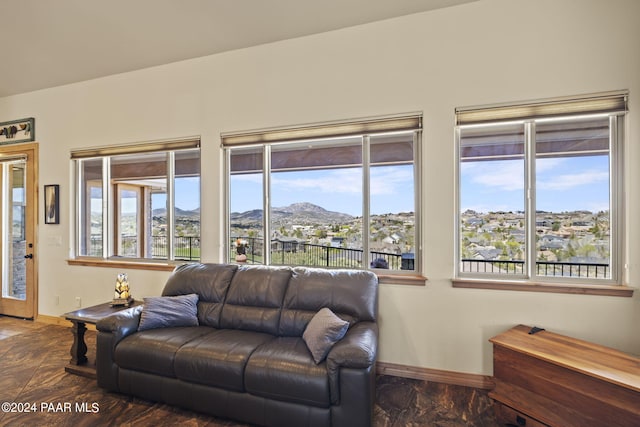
xmin=72 ymin=139 xmax=200 ymax=262
xmin=224 ymin=114 xmax=421 ymax=277
xmin=455 ymin=91 xmax=627 ymax=287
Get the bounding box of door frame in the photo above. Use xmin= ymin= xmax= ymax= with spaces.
xmin=0 ymin=142 xmax=38 ymax=319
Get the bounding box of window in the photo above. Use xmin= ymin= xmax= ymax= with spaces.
xmin=72 ymin=139 xmax=200 ymax=262
xmin=223 ymin=114 xmax=421 ymax=277
xmin=455 ymin=91 xmax=627 ymax=288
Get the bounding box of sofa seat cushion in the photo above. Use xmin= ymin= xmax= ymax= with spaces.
xmin=174 ymin=329 xmax=275 ymax=392
xmin=115 ymin=326 xmax=215 ymax=377
xmin=245 ymin=337 xmax=330 ymax=408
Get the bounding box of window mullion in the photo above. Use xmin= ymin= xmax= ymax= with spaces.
xmin=103 ymin=157 xmax=112 ymax=258
xmin=525 ymin=122 xmax=536 ymax=279
xmin=224 ymin=148 xmax=231 ymax=263
xmin=413 ymin=130 xmax=422 ymax=274
xmin=362 ymin=135 xmax=370 ymax=269
xmin=167 ymin=152 xmax=175 ymax=260
xmin=610 ymin=115 xmax=621 ymax=284
xmin=263 ymin=145 xmax=271 ymax=265
xmin=75 ymin=160 xmax=82 ymax=256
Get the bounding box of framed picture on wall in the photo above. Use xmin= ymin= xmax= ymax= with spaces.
xmin=44 ymin=185 xmax=59 ymax=224
xmin=0 ymin=118 xmax=35 ymax=145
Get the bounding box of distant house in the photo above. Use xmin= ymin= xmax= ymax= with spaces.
xmin=382 ymin=236 xmax=395 ymax=245
xmin=466 ymin=218 xmax=483 ymax=227
xmin=510 ymin=231 xmax=526 ymax=244
xmin=330 ymin=237 xmax=344 ymax=248
xmin=536 ymin=219 xmax=554 ymax=228
xmin=382 ymin=233 xmax=403 ymax=245
xmin=572 ymin=221 xmax=593 ymax=227
xmin=471 ymin=248 xmax=502 ymax=260
xmin=273 ymin=237 xmax=305 ymax=252
xmin=539 ymin=235 xmax=566 ymax=250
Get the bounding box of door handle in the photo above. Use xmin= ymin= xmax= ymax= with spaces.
xmin=24 ymin=254 xmax=33 ymax=259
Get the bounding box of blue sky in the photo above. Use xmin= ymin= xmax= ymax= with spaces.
xmin=460 ymin=155 xmax=610 ymax=214
xmin=151 ymin=177 xmax=200 ymax=211
xmin=230 ymin=165 xmax=415 ymax=216
xmin=116 ymin=154 xmax=608 ymax=216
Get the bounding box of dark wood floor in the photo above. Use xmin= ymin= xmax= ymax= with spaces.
xmin=0 ymin=316 xmax=500 ymax=426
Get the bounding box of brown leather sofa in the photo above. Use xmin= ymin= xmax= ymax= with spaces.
xmin=96 ymin=263 xmax=379 ymax=427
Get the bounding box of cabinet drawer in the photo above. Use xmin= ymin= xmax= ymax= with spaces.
xmin=494 ymin=403 xmax=548 ymax=427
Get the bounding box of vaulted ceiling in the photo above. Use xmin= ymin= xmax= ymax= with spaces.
xmin=0 ymin=0 xmax=478 ymax=97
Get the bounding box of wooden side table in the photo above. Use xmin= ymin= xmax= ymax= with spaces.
xmin=490 ymin=324 xmax=640 ymax=427
xmin=64 ymin=301 xmax=143 ymax=378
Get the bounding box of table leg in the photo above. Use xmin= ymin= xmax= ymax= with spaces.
xmin=69 ymin=320 xmax=88 ymax=365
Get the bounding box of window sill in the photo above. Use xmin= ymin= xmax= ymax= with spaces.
xmin=67 ymin=258 xmax=184 ymax=272
xmin=452 ymin=278 xmax=634 ymax=297
xmin=377 ymin=274 xmax=427 ymax=286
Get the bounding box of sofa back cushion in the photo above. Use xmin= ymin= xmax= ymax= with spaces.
xmin=219 ymin=265 xmax=292 ymax=335
xmin=279 ymin=267 xmax=378 ymax=337
xmin=162 ymin=263 xmax=238 ymax=328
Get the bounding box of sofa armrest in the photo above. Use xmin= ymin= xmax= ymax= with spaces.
xmin=326 ymin=321 xmax=378 ymax=404
xmin=96 ymin=305 xmax=143 ymax=391
xmin=327 ymin=321 xmax=378 ymax=368
xmin=96 ymin=305 xmax=143 ymax=344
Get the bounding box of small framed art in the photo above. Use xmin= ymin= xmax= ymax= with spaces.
xmin=44 ymin=185 xmax=59 ymax=224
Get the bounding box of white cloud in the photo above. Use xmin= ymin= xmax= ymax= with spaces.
xmin=232 ymin=174 xmax=262 ymax=183
xmin=463 ymin=157 xmax=608 ymax=193
xmin=537 ymin=170 xmax=609 ymax=191
xmin=271 ymin=166 xmax=413 ymax=195
xmin=370 ymin=167 xmax=413 ymax=195
xmin=535 ymin=157 xmax=565 ymax=172
xmin=272 ymin=169 xmax=361 ymax=194
xmin=461 ymin=161 xmax=524 ymax=192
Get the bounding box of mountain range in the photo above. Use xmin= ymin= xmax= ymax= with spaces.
xmin=151 ymin=207 xmax=200 ymax=217
xmin=150 ymin=202 xmax=354 ymax=225
xmin=231 ymin=202 xmax=353 ymax=226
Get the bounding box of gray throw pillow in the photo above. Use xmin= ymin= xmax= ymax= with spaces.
xmin=303 ymin=307 xmax=349 ymax=364
xmin=138 ymin=293 xmax=199 ymax=331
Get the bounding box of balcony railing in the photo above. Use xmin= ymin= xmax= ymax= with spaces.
xmin=461 ymin=259 xmax=609 ymax=278
xmin=230 ymin=237 xmax=414 ymax=270
xmin=86 ymin=235 xmax=607 ymax=277
xmin=87 ymin=235 xmax=200 ymax=261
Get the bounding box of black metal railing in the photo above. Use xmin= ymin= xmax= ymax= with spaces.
xmin=535 ymin=260 xmax=609 ymax=278
xmin=148 ymin=235 xmax=200 ymax=260
xmin=460 ymin=259 xmax=609 ymax=278
xmin=87 ymin=234 xmax=607 ymax=277
xmin=230 ymin=237 xmax=413 ymax=270
xmin=461 ymin=259 xmax=525 ymax=275
xmin=87 ymin=235 xmax=200 ymax=261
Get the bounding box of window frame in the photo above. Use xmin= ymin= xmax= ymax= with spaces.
xmin=70 ymin=139 xmax=200 ymax=266
xmin=114 ymin=182 xmax=144 ymax=258
xmin=453 ymin=92 xmax=631 ymax=296
xmin=222 ymin=114 xmax=425 ymax=282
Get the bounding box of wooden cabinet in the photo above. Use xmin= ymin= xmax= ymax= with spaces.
xmin=489 ymin=325 xmax=640 ymax=427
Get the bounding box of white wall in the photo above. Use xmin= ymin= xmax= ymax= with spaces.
xmin=1 ymin=0 xmax=638 ymax=376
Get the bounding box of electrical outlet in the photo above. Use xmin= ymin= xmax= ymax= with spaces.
xmin=75 ymin=297 xmax=81 ymax=308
